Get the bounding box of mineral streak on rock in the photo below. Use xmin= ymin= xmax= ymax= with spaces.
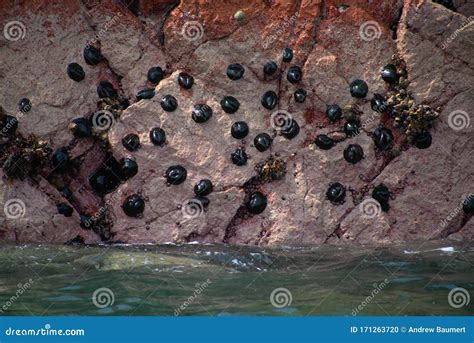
xmin=0 ymin=0 xmax=472 ymax=246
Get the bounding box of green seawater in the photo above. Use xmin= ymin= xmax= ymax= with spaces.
xmin=0 ymin=242 xmax=473 ymax=316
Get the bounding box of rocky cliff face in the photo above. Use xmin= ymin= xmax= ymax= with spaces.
xmin=0 ymin=0 xmax=472 ymax=246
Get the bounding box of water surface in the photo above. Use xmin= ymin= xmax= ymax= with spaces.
xmin=0 ymin=242 xmax=473 ymax=316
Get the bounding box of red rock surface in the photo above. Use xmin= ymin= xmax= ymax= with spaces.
xmin=0 ymin=0 xmax=472 ymax=245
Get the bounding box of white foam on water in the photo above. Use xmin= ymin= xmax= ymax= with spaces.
xmin=437 ymin=246 xmax=455 ymax=252
xmin=403 ymin=246 xmax=456 ymax=254
xmin=403 ymin=250 xmax=419 ymax=254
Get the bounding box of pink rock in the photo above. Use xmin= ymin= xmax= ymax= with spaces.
xmin=0 ymin=0 xmax=472 ymax=245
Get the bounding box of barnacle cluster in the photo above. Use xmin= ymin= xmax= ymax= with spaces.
xmin=1 ymin=135 xmax=51 ymax=180
xmin=256 ymin=156 xmax=287 ymax=183
xmin=387 ymin=90 xmax=439 ymax=139
xmin=97 ymin=97 xmax=126 ymax=116
xmin=385 ymin=55 xmax=439 ymax=140
xmin=1 ymin=105 xmax=51 ymax=180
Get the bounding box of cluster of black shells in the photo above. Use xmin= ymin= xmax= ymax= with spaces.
xmin=120 ymin=48 xmax=305 ymax=217
xmin=4 ymin=40 xmax=459 ymax=232
xmin=0 ymin=98 xmax=31 ymax=140
xmin=93 ymin=47 xmax=310 ymax=218
xmin=317 ymin=58 xmax=442 ymax=209
xmin=117 ymin=47 xmax=312 ymax=217
xmin=59 ymin=46 xmax=304 ymax=220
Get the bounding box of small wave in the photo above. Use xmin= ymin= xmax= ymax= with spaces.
xmin=403 ymin=246 xmax=456 ymax=254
